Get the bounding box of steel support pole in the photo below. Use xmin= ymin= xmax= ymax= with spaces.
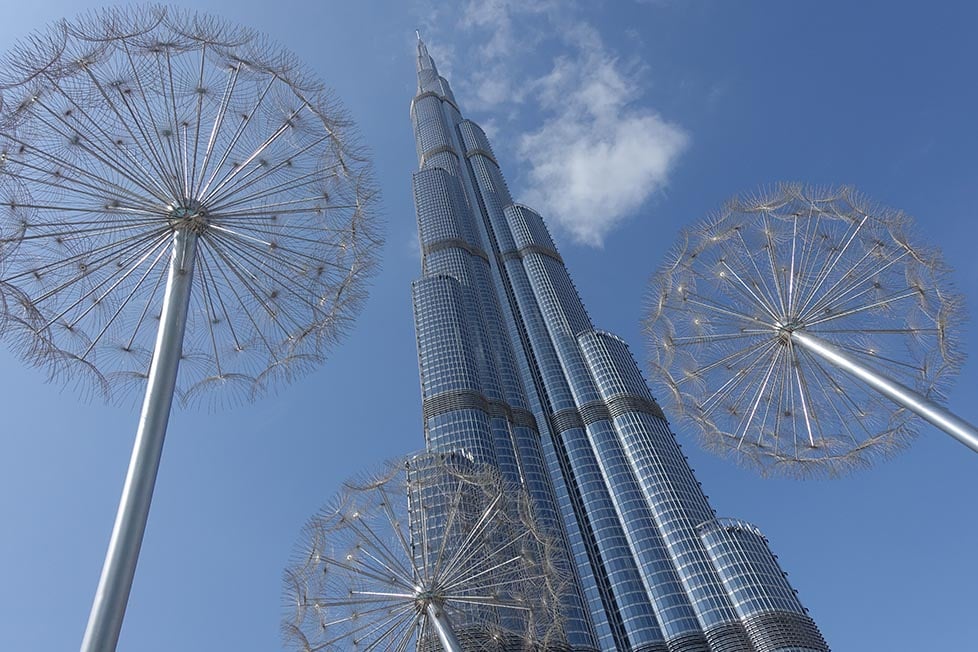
xmin=790 ymin=329 xmax=978 ymax=454
xmin=81 ymin=229 xmax=198 ymax=652
xmin=426 ymin=601 xmax=464 ymax=652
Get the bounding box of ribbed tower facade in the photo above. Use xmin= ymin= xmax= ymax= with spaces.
xmin=409 ymin=37 xmax=829 ymax=652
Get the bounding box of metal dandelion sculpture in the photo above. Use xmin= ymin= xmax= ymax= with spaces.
xmin=645 ymin=184 xmax=975 ymax=477
xmin=0 ymin=7 xmax=379 ymax=650
xmin=283 ymin=453 xmax=569 ymax=652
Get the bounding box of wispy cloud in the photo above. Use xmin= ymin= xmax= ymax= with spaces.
xmin=407 ymin=230 xmax=422 ymax=262
xmin=415 ymin=0 xmax=688 ymax=247
xmin=519 ymin=26 xmax=687 ymax=246
xmin=459 ymin=0 xmax=554 ymax=60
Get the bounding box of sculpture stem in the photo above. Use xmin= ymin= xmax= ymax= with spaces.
xmin=426 ymin=600 xmax=464 ymax=652
xmin=790 ymin=329 xmax=978 ymax=454
xmin=81 ymin=229 xmax=198 ymax=652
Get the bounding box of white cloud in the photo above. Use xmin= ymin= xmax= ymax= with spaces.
xmin=519 ymin=31 xmax=688 ymax=246
xmin=519 ymin=112 xmax=687 ymax=246
xmin=459 ymin=0 xmax=554 ymax=60
xmin=469 ymin=67 xmax=522 ymax=110
xmin=407 ymin=229 xmax=421 ymax=262
xmin=450 ymin=1 xmax=548 ymax=112
xmin=460 ymin=0 xmax=515 ymax=60
xmin=479 ymin=117 xmax=499 ymax=140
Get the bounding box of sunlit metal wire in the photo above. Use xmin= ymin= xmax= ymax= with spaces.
xmin=645 ymin=184 xmax=963 ymax=477
xmin=0 ymin=5 xmax=381 ymax=407
xmin=283 ymin=452 xmax=570 ymax=652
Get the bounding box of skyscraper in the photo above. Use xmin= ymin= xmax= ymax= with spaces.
xmin=409 ymin=36 xmax=829 ymax=652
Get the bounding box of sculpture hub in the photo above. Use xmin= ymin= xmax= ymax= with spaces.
xmin=167 ymin=199 xmax=209 ymax=233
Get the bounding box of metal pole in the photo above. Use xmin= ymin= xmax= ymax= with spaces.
xmin=790 ymin=329 xmax=978 ymax=454
xmin=426 ymin=600 xmax=464 ymax=652
xmin=81 ymin=228 xmax=198 ymax=652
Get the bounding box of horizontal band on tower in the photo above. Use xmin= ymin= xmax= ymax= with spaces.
xmin=502 ymin=243 xmax=564 ymax=265
xmin=742 ymin=611 xmax=828 ymax=651
xmin=410 ymin=90 xmax=459 ymax=115
xmin=607 ymin=394 xmax=666 ymax=421
xmin=423 ymin=389 xmax=538 ymax=431
xmin=419 ymin=144 xmax=458 ymax=167
xmin=463 ymin=147 xmax=498 ymax=166
xmin=550 ymin=395 xmax=667 ymax=434
xmin=423 ymin=237 xmax=489 ymax=262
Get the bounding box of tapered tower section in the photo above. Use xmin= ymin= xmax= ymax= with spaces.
xmin=409 ymin=37 xmax=827 ymax=652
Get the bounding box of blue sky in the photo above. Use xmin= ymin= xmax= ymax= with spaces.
xmin=1 ymin=1 xmax=976 ymax=650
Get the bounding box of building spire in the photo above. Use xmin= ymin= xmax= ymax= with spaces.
xmin=415 ymin=31 xmax=437 ymax=75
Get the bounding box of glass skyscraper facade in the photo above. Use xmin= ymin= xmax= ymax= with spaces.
xmin=409 ymin=37 xmax=829 ymax=652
